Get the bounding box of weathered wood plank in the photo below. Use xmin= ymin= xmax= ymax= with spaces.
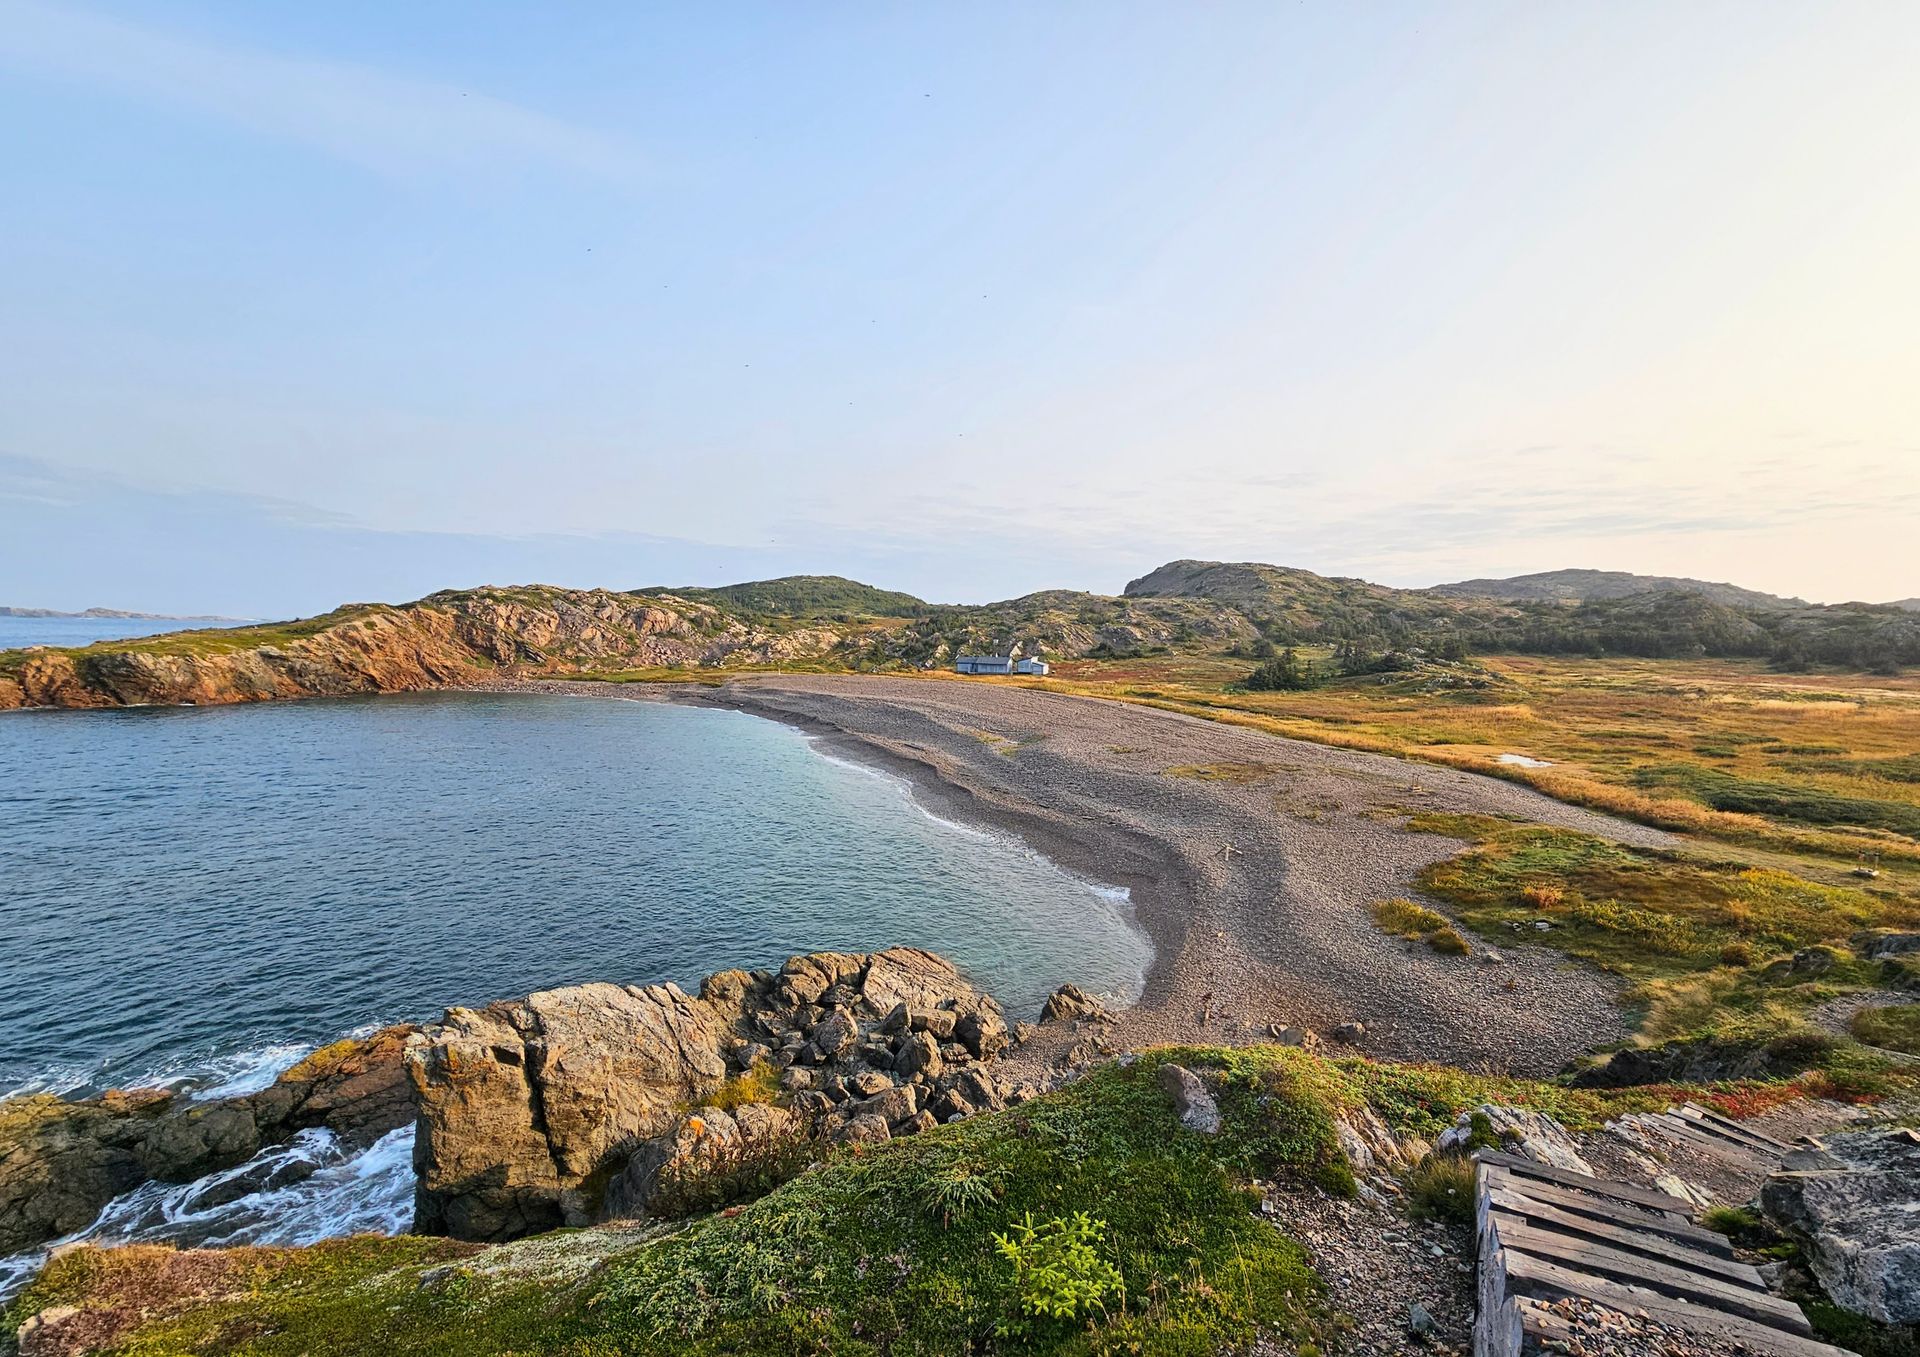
xmin=1496 ymin=1247 xmax=1852 ymax=1355
xmin=1489 ymin=1217 xmax=1807 ymax=1330
xmin=1645 ymin=1112 xmax=1776 ymax=1166
xmin=1477 ymin=1166 xmax=1724 ymax=1246
xmin=1676 ymin=1102 xmax=1793 ymax=1154
xmin=1472 ymin=1149 xmax=1697 ymax=1215
xmin=1483 ymin=1188 xmax=1752 ymax=1280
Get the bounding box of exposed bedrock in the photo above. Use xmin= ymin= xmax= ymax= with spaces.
xmin=0 ymin=1025 xmax=417 ymax=1255
xmin=1762 ymin=1127 xmax=1920 ymax=1325
xmin=406 ymin=947 xmax=1016 ymax=1243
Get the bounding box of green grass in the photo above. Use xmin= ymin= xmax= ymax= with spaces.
xmin=1411 ymin=816 xmax=1909 ymax=978
xmin=1850 ymin=1004 xmax=1920 ymax=1054
xmin=1635 ymin=764 xmax=1920 ymax=840
xmin=1410 ymin=815 xmax=1920 ymax=1096
xmin=1369 ymin=898 xmax=1471 ymax=955
xmin=4 ymin=1051 xmax=1346 ymax=1357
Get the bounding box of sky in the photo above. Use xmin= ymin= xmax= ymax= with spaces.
xmin=2 ymin=1 xmax=1917 ymax=617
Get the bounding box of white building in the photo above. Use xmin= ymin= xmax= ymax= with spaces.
xmin=954 ymin=650 xmax=1049 ymax=676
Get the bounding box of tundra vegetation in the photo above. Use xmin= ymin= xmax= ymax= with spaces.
xmin=0 ymin=1046 xmax=1795 ymax=1357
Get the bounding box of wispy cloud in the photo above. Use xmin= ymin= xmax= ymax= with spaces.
xmin=0 ymin=0 xmax=635 ymax=180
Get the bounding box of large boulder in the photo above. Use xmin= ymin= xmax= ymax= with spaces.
xmin=1040 ymin=983 xmax=1113 ymax=1025
xmin=604 ymin=1102 xmax=801 ymax=1221
xmin=406 ymin=948 xmax=1004 ymax=1242
xmin=1761 ymin=1127 xmax=1920 ymax=1324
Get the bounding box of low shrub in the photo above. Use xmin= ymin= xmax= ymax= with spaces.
xmin=1851 ymin=1004 xmax=1920 ymax=1055
xmin=992 ymin=1211 xmax=1125 ymax=1335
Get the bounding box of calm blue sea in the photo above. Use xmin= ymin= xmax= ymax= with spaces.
xmin=0 ymin=616 xmax=235 ymax=651
xmin=0 ymin=691 xmax=1148 ymax=1098
xmin=0 ymin=690 xmax=1149 ymax=1290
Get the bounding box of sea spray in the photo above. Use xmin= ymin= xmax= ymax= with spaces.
xmin=0 ymin=1125 xmax=417 ymax=1302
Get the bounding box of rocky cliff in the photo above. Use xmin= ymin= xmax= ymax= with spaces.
xmin=0 ymin=587 xmax=851 ymax=711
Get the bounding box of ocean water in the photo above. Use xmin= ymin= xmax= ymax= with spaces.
xmin=0 ymin=691 xmax=1148 ymax=1290
xmin=0 ymin=616 xmax=236 ymax=651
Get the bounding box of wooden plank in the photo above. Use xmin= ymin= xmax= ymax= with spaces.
xmin=1483 ymin=1189 xmax=1751 ymax=1279
xmin=1489 ymin=1217 xmax=1807 ymax=1331
xmin=1478 ymin=1166 xmax=1723 ymax=1247
xmin=1496 ymin=1247 xmax=1851 ymax=1355
xmin=1646 ymin=1112 xmax=1775 ymax=1166
xmin=1473 ymin=1149 xmax=1698 ymax=1215
xmin=1677 ymin=1103 xmax=1792 ymax=1154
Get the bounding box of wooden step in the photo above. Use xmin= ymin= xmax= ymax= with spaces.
xmin=1485 ymin=1213 xmax=1804 ymax=1331
xmin=1643 ymin=1111 xmax=1776 ymax=1167
xmin=1490 ymin=1246 xmax=1854 ymax=1356
xmin=1675 ymin=1102 xmax=1793 ymax=1155
xmin=1477 ymin=1166 xmax=1728 ymax=1251
xmin=1471 ymin=1149 xmax=1697 ymax=1216
xmin=1481 ymin=1186 xmax=1752 ymax=1281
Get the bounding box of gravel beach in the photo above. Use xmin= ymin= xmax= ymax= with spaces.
xmin=495 ymin=674 xmax=1674 ymax=1074
xmin=685 ymin=674 xmax=1689 ymax=1076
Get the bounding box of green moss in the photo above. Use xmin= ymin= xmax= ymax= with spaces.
xmin=6 ymin=1053 xmax=1343 ymax=1357
xmin=1370 ymin=898 xmax=1471 ymax=955
xmin=1851 ymin=1004 xmax=1920 ymax=1054
xmin=1635 ymin=764 xmax=1920 ymax=839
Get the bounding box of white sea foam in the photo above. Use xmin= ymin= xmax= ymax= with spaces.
xmin=0 ymin=1125 xmax=417 ymax=1301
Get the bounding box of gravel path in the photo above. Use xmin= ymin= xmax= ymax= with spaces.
xmin=657 ymin=674 xmax=1678 ymax=1075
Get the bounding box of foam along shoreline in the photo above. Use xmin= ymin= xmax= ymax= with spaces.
xmin=0 ymin=1125 xmax=415 ymax=1301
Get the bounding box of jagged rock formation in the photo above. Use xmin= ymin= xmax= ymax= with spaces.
xmin=0 ymin=1026 xmax=415 ymax=1254
xmin=406 ymin=948 xmax=1012 ymax=1243
xmin=0 ymin=587 xmax=852 ymax=711
xmin=1763 ymin=1126 xmax=1920 ymax=1325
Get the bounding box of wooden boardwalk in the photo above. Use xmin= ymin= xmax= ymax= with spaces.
xmin=1472 ymin=1105 xmax=1858 ymax=1356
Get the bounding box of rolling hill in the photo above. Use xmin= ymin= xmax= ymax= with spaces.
xmin=1423 ymin=568 xmax=1802 ymax=609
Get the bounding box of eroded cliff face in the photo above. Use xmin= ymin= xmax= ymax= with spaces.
xmin=0 ymin=587 xmax=851 ymax=711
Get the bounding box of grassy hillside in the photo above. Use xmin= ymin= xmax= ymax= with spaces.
xmin=1425 ymin=568 xmax=1801 ymax=609
xmin=654 ymin=575 xmax=929 ymax=619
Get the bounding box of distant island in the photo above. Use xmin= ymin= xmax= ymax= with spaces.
xmin=0 ymin=605 xmax=253 ymax=622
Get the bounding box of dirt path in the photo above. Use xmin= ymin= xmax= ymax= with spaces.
xmin=639 ymin=673 xmax=1679 ymax=1076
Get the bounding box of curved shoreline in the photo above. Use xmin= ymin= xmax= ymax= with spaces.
xmin=480 ymin=674 xmax=1673 ymax=1074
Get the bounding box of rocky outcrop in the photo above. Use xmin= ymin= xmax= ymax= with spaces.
xmin=0 ymin=1025 xmax=417 ymax=1254
xmin=1567 ymin=1032 xmax=1832 ymax=1088
xmin=1761 ymin=1126 xmax=1920 ymax=1325
xmin=406 ymin=948 xmax=1011 ymax=1242
xmin=1436 ymin=1105 xmax=1593 ymax=1174
xmin=0 ymin=588 xmax=853 ymax=711
xmin=1040 ymin=983 xmax=1113 ymax=1025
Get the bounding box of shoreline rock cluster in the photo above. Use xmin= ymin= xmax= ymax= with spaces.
xmin=0 ymin=1026 xmax=416 ymax=1255
xmin=406 ymin=948 xmax=1024 ymax=1242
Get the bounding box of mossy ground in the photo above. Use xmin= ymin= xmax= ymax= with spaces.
xmin=1040 ymin=653 xmax=1920 ymax=874
xmin=2 ymin=1044 xmax=1797 ymax=1357
xmin=1404 ymin=814 xmax=1920 ymax=1097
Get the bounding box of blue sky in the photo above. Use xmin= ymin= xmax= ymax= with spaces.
xmin=3 ymin=1 xmax=1917 ymax=616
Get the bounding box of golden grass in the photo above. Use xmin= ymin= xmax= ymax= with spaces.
xmin=1371 ymin=898 xmax=1472 ymax=955
xmin=1035 ymin=654 xmax=1920 ymax=876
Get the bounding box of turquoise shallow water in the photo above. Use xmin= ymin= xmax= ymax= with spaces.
xmin=0 ymin=690 xmax=1149 ymax=1098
